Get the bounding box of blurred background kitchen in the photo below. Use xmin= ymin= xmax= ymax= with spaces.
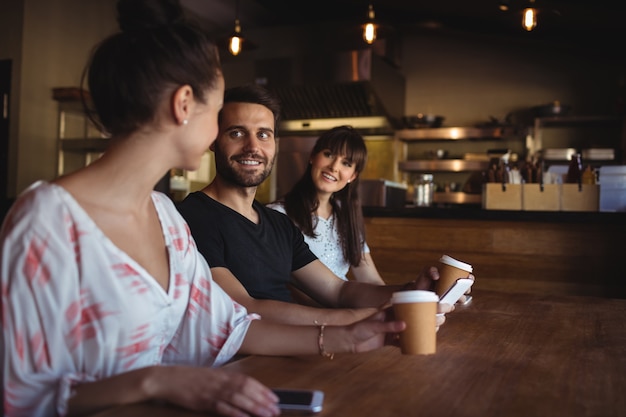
xmin=2 ymin=0 xmax=625 ymax=297
xmin=1 ymin=0 xmax=625 ymax=215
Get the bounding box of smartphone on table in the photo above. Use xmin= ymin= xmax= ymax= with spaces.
xmin=272 ymin=388 xmax=324 ymax=413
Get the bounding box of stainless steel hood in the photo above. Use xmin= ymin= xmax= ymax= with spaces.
xmin=257 ymin=49 xmax=405 ymax=199
xmin=275 ymin=81 xmax=393 ymax=134
xmin=258 ymin=49 xmax=406 ymax=136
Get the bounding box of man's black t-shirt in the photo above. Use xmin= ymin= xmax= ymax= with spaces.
xmin=177 ymin=191 xmax=318 ymax=302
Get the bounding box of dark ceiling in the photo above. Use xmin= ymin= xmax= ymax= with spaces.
xmin=183 ymin=0 xmax=625 ymax=46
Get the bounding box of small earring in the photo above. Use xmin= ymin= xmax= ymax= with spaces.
xmin=182 ymin=119 xmax=188 ymax=125
xmin=347 ymin=180 xmax=351 ymax=183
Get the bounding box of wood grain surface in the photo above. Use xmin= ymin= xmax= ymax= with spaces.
xmin=363 ymin=216 xmax=626 ymax=298
xmin=90 ymin=290 xmax=626 ymax=417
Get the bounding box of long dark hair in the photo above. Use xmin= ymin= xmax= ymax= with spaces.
xmin=282 ymin=126 xmax=368 ymax=267
xmin=82 ymin=0 xmax=222 ymax=137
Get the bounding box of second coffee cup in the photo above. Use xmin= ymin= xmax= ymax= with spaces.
xmin=435 ymin=254 xmax=473 ymax=298
xmin=391 ymin=290 xmax=439 ymax=355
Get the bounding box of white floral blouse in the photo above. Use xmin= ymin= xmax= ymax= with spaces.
xmin=1 ymin=181 xmax=258 ymax=416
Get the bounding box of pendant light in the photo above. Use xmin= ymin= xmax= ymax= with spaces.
xmin=229 ymin=0 xmax=244 ymax=56
xmin=363 ymin=3 xmax=378 ymax=44
xmin=522 ymin=0 xmax=538 ymax=31
xmin=229 ymin=19 xmax=243 ymax=55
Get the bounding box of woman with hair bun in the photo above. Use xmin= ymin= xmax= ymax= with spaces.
xmin=0 ymin=1 xmax=405 ymax=416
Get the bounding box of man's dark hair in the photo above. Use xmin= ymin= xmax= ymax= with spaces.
xmin=220 ymin=84 xmax=281 ymax=131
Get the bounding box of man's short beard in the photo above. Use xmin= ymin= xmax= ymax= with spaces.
xmin=214 ymin=146 xmax=276 ymax=187
xmin=223 ymin=165 xmax=272 ymax=187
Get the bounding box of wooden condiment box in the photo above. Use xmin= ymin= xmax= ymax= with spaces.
xmin=482 ymin=183 xmax=522 ymax=210
xmin=483 ymin=183 xmax=600 ymax=211
xmin=561 ymin=184 xmax=600 ymax=212
xmin=522 ymin=184 xmax=560 ymax=211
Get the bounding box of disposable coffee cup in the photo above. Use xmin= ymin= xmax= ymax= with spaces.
xmin=435 ymin=254 xmax=473 ymax=298
xmin=391 ymin=290 xmax=439 ymax=355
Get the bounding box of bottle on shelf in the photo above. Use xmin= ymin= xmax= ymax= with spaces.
xmin=486 ymin=158 xmax=499 ymax=183
xmin=496 ymin=153 xmax=510 ymax=184
xmin=581 ymin=165 xmax=596 ymax=184
xmin=508 ymin=153 xmax=522 ymax=184
xmin=522 ymin=155 xmax=540 ymax=184
xmin=414 ymin=174 xmax=435 ymax=207
xmin=565 ymin=153 xmax=583 ymax=184
xmin=536 ymin=158 xmax=544 ymax=184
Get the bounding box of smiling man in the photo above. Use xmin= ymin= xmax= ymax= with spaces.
xmin=176 ymin=84 xmax=450 ymax=327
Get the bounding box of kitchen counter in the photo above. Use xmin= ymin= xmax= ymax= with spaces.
xmin=362 ymin=205 xmax=626 ymax=224
xmin=361 ymin=206 xmax=626 ymax=298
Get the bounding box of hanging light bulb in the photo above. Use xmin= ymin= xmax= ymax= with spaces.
xmin=363 ymin=3 xmax=378 ymax=44
xmin=227 ymin=0 xmax=245 ymax=56
xmin=522 ymin=0 xmax=538 ymax=31
xmin=229 ymin=18 xmax=243 ymax=56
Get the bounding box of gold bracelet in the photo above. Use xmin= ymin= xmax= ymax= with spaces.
xmin=315 ymin=322 xmax=334 ymax=360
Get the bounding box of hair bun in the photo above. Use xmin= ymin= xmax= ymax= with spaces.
xmin=117 ymin=0 xmax=183 ymax=32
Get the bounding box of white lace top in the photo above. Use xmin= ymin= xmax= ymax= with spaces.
xmin=267 ymin=202 xmax=369 ymax=280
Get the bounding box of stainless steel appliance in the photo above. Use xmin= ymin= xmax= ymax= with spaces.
xmin=264 ymin=49 xmax=406 ymax=199
xmin=359 ymin=179 xmax=407 ymax=208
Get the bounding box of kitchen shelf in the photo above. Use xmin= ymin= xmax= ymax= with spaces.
xmin=406 ymin=192 xmax=482 ymax=205
xmin=528 ymin=115 xmax=625 ymax=162
xmin=396 ymin=125 xmax=523 ymax=205
xmin=434 ymin=192 xmax=482 ymax=204
xmin=396 ymin=126 xmax=518 ymax=141
xmin=534 ymin=115 xmax=622 ymax=128
xmin=399 ymin=159 xmax=489 ymax=172
xmin=54 ymin=89 xmax=107 ymax=176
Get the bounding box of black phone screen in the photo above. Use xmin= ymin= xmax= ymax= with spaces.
xmin=274 ymin=389 xmax=314 ymax=405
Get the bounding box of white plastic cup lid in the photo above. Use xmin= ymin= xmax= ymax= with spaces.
xmin=391 ymin=290 xmax=439 ymax=304
xmin=439 ymin=255 xmax=473 ymax=272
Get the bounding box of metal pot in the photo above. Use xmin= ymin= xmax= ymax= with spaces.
xmin=532 ymin=101 xmax=571 ymax=117
xmin=403 ymin=114 xmax=445 ymax=128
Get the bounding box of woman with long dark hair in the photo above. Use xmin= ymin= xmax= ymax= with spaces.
xmin=269 ymin=126 xmax=385 ymax=284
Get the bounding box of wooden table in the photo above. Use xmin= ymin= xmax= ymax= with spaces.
xmin=91 ymin=289 xmax=626 ymax=417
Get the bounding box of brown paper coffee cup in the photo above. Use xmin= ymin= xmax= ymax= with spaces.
xmin=391 ymin=290 xmax=439 ymax=355
xmin=435 ymin=254 xmax=473 ymax=298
